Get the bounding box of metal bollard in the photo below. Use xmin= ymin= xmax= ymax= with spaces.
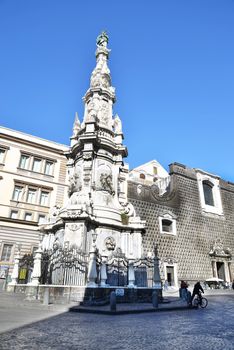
xmin=110 ymin=291 xmax=116 ymax=312
xmin=152 ymin=290 xmax=158 ymax=308
xmin=43 ymin=287 xmax=50 ymax=305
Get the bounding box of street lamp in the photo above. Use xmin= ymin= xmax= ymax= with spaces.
xmin=92 ymin=230 xmax=98 ymax=245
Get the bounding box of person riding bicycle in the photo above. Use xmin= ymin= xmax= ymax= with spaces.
xmin=190 ymin=281 xmax=204 ymax=304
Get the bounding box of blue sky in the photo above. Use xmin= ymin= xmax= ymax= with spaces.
xmin=0 ymin=0 xmax=234 ymax=180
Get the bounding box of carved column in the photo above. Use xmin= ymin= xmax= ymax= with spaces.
xmin=224 ymin=261 xmax=230 ymax=283
xmin=212 ymin=260 xmax=218 ymax=278
xmin=228 ymin=262 xmax=233 ymax=283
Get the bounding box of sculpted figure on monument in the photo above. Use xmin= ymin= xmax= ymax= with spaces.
xmin=72 ymin=112 xmax=81 ymax=137
xmin=113 ymin=114 xmax=122 ymax=134
xmin=99 ymin=101 xmax=109 ymax=125
xmin=90 ymin=65 xmax=110 ymax=89
xmin=100 ymin=173 xmax=115 ymax=194
xmin=87 ymin=100 xmax=98 ymax=121
xmin=96 ymin=31 xmax=108 ymax=48
xmin=102 ymin=74 xmax=110 ymax=88
xmin=68 ymin=173 xmax=81 ymax=196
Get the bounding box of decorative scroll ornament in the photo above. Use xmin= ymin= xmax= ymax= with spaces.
xmin=67 ymin=209 xmax=82 ymax=218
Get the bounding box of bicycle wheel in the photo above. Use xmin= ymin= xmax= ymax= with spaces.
xmin=193 ymin=298 xmax=199 ymax=307
xmin=200 ymin=297 xmax=208 ymax=308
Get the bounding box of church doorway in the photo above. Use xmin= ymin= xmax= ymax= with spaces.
xmin=166 ymin=266 xmax=175 ymax=286
xmin=216 ymin=262 xmax=225 ymax=280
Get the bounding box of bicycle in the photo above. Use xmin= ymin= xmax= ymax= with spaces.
xmin=193 ymin=294 xmax=208 ymax=308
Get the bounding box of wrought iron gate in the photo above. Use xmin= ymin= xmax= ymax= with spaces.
xmin=41 ymin=245 xmax=89 ymax=286
xmin=106 ymin=248 xmax=129 ymax=286
xmin=134 ymin=257 xmax=154 ymax=287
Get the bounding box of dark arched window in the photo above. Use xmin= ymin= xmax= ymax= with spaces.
xmin=202 ymin=181 xmax=214 ymax=206
xmin=139 ymin=173 xmax=145 ymax=179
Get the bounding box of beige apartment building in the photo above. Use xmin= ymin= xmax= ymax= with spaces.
xmin=0 ymin=126 xmax=69 ymax=276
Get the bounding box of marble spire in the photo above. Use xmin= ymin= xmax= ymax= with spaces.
xmin=83 ymin=31 xmax=115 ymax=130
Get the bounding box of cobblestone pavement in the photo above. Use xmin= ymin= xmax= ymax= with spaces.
xmin=0 ymin=294 xmax=233 ymax=350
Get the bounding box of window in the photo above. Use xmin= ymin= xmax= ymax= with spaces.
xmin=203 ymin=181 xmax=214 ymax=206
xmin=27 ymin=188 xmax=37 ymax=204
xmin=18 ymin=153 xmax=55 ymax=176
xmin=159 ymin=213 xmax=177 ymax=235
xmin=24 ymin=212 xmax=32 ymax=221
xmin=32 ymin=158 xmax=42 ymax=172
xmin=40 ymin=191 xmax=49 ymax=206
xmin=10 ymin=210 xmax=18 ymax=219
xmin=44 ymin=160 xmax=53 ymax=175
xmin=12 ymin=185 xmax=23 ymax=201
xmin=162 ymin=219 xmax=173 ymax=233
xmin=0 ymin=148 xmax=6 ymax=163
xmin=1 ymin=244 xmax=13 ymax=261
xmin=139 ymin=173 xmax=145 ymax=179
xmin=197 ymin=172 xmax=223 ymax=215
xmin=38 ymin=214 xmax=46 ymax=224
xmin=19 ymin=154 xmax=30 ymax=169
xmin=153 ymin=166 xmax=158 ymax=175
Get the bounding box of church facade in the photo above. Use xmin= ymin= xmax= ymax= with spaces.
xmin=129 ymin=162 xmax=234 ymax=287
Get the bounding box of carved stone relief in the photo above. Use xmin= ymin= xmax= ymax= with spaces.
xmin=96 ymin=162 xmax=115 ymax=195
xmin=99 ymin=100 xmax=110 ymax=125
xmin=105 ymin=236 xmax=116 ymax=251
xmin=99 ymin=173 xmax=114 ymax=194
xmin=65 ymin=223 xmax=84 ymax=248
